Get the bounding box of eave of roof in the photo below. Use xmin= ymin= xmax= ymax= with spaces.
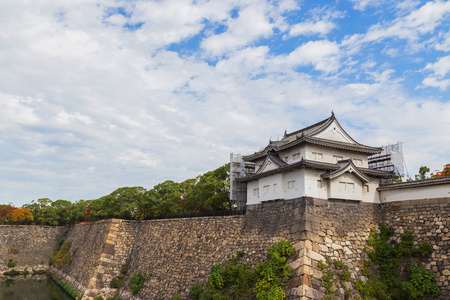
xmin=237 ymin=159 xmax=338 ymax=182
xmin=283 ymin=114 xmax=332 ymax=140
xmin=377 ymin=176 xmax=450 ymax=191
xmin=238 ymin=158 xmax=393 ymax=183
xmin=321 ymin=159 xmax=373 ymax=183
xmin=243 ymin=136 xmax=382 ymax=162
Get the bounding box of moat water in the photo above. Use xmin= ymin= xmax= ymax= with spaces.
xmin=0 ymin=276 xmax=72 ymax=300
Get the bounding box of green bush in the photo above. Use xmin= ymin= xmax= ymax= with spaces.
xmin=190 ymin=282 xmax=204 ymax=299
xmin=192 ymin=240 xmax=294 ymax=300
xmin=110 ymin=277 xmax=120 ymax=288
xmin=172 ymin=296 xmax=181 ymax=300
xmin=120 ymin=259 xmax=130 ymax=274
xmin=93 ymin=296 xmax=104 ymax=300
xmin=128 ymin=272 xmax=145 ymax=294
xmin=127 ymin=266 xmax=152 ymax=294
xmin=358 ymin=223 xmax=441 ymax=299
xmin=8 ymin=248 xmax=19 ymax=254
xmin=50 ymin=241 xmax=73 ymax=269
xmin=7 ymin=259 xmax=15 ymax=268
xmin=3 ymin=270 xmax=21 ymax=276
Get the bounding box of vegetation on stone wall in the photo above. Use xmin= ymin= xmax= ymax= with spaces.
xmin=110 ymin=259 xmax=130 ymax=289
xmin=317 ymin=257 xmax=352 ymax=299
xmin=7 ymin=259 xmax=16 ymax=268
xmin=49 ymin=241 xmax=73 ymax=269
xmin=127 ymin=266 xmax=153 ymax=294
xmin=189 ymin=240 xmax=294 ymax=300
xmin=356 ymin=223 xmax=440 ymax=299
xmin=1 ymin=163 xmax=231 ymax=225
xmin=8 ymin=248 xmax=19 ymax=254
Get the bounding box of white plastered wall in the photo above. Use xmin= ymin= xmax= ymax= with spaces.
xmin=253 ymin=158 xmax=266 ymax=173
xmin=278 ymin=146 xmax=306 ymax=164
xmin=313 ymin=119 xmax=354 ymax=144
xmin=259 ymin=173 xmax=284 ymax=202
xmin=379 ymin=184 xmax=450 ymax=203
xmin=328 ymin=172 xmax=364 ymax=201
xmin=247 ymin=181 xmax=260 ymax=205
xmin=284 ymin=169 xmax=306 ymax=200
xmin=304 ymin=169 xmax=328 ymax=199
xmin=305 ymin=144 xmax=369 ymax=168
xmin=361 ymin=179 xmax=381 ymax=203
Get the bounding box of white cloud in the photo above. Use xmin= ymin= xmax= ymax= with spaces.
xmin=350 ymin=0 xmax=383 ymax=11
xmin=422 ymin=55 xmax=450 ymax=90
xmin=435 ymin=29 xmax=450 ymax=51
xmin=290 ymin=20 xmax=335 ymax=36
xmin=0 ymin=0 xmax=448 ymax=206
xmin=424 ymin=55 xmax=450 ymax=77
xmin=366 ymin=1 xmax=450 ymax=42
xmin=284 ymin=40 xmax=341 ymax=73
xmin=201 ymin=4 xmax=274 ymax=57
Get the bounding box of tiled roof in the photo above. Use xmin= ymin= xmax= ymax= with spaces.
xmin=243 ymin=113 xmax=382 ymax=162
xmin=238 ymin=158 xmax=393 ymax=183
xmin=377 ymin=176 xmax=450 ymax=190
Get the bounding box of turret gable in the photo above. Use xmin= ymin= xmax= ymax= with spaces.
xmin=282 ymin=112 xmax=359 ymax=144
xmin=243 ymin=113 xmax=382 ymax=162
xmin=321 ymin=159 xmax=372 ymax=183
xmin=256 ymin=151 xmax=288 ymax=174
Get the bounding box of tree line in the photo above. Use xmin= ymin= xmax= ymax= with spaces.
xmin=1 ymin=164 xmax=232 ymax=226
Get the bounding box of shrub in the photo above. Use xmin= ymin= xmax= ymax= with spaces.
xmin=120 ymin=259 xmax=130 ymax=274
xmin=190 ymin=282 xmax=203 ymax=299
xmin=358 ymin=223 xmax=441 ymax=299
xmin=192 ymin=240 xmax=294 ymax=300
xmin=8 ymin=248 xmax=19 ymax=254
xmin=128 ymin=266 xmax=152 ymax=294
xmin=110 ymin=277 xmax=120 ymax=288
xmin=172 ymin=296 xmax=181 ymax=300
xmin=128 ymin=272 xmax=145 ymax=294
xmin=93 ymin=296 xmax=104 ymax=300
xmin=3 ymin=270 xmax=21 ymax=276
xmin=50 ymin=241 xmax=73 ymax=269
xmin=7 ymin=259 xmax=15 ymax=268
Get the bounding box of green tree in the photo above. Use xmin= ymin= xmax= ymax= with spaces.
xmin=415 ymin=166 xmax=430 ymax=180
xmin=52 ymin=200 xmax=76 ymax=225
xmin=185 ymin=164 xmax=232 ymax=212
xmin=149 ymin=181 xmax=181 ymax=217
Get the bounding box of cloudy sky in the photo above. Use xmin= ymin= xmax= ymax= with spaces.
xmin=1 ymin=0 xmax=449 ymax=206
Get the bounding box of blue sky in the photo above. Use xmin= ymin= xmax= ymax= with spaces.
xmin=0 ymin=0 xmax=449 ymax=206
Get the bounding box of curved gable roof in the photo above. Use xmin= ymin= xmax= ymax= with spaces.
xmin=321 ymin=159 xmax=372 ymax=183
xmin=243 ymin=113 xmax=382 ymax=162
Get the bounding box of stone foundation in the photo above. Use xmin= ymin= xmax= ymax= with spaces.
xmin=0 ymin=197 xmax=447 ymax=299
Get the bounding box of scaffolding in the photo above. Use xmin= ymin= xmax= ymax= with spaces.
xmin=368 ymin=142 xmax=404 ymax=176
xmin=230 ymin=153 xmax=254 ymax=209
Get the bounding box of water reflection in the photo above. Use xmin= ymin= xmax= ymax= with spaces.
xmin=0 ymin=275 xmax=73 ymax=300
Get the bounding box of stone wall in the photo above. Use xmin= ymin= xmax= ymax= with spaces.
xmin=119 ymin=213 xmax=284 ymax=299
xmin=1 ymin=196 xmax=447 ymax=300
xmin=0 ymin=225 xmax=67 ymax=272
xmin=382 ymin=198 xmax=449 ymax=298
xmin=283 ymin=198 xmax=383 ymax=299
